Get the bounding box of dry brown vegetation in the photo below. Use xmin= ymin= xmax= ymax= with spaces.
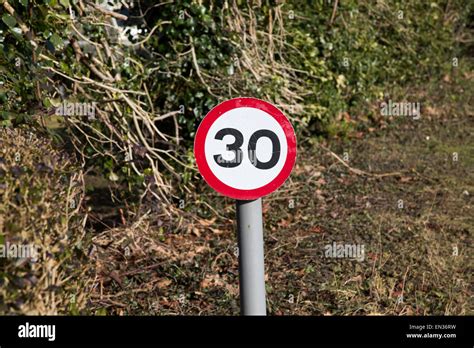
xmin=0 ymin=128 xmax=89 ymax=314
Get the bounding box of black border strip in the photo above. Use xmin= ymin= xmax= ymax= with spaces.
xmin=0 ymin=315 xmax=472 ymax=346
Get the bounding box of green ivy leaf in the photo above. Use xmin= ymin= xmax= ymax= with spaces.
xmin=2 ymin=14 xmax=17 ymax=29
xmin=43 ymin=97 xmax=53 ymax=108
xmin=49 ymin=33 xmax=62 ymax=49
xmin=9 ymin=27 xmax=24 ymax=41
xmin=59 ymin=61 xmax=69 ymax=73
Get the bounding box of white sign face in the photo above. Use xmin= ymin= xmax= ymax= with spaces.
xmin=205 ymin=107 xmax=287 ymax=190
xmin=194 ymin=98 xmax=297 ymax=200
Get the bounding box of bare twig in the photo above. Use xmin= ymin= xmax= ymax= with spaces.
xmin=190 ymin=38 xmax=219 ymax=97
xmin=319 ymin=144 xmax=405 ymax=178
xmin=329 ymin=0 xmax=339 ymax=26
xmin=86 ymin=1 xmax=128 ymax=20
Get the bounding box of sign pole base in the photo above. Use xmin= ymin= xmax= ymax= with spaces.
xmin=236 ymin=198 xmax=267 ymax=315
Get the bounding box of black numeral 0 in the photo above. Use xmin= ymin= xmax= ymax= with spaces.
xmin=213 ymin=128 xmax=280 ymax=169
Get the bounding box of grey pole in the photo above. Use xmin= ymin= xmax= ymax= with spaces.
xmin=236 ymin=198 xmax=267 ymax=315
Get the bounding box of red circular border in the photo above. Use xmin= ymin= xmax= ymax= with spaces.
xmin=194 ymin=97 xmax=297 ymax=200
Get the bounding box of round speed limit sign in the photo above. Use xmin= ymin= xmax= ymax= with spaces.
xmin=194 ymin=98 xmax=297 ymax=200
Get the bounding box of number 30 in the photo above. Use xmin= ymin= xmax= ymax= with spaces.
xmin=213 ymin=128 xmax=280 ymax=169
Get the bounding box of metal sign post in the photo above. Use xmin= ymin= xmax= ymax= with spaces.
xmin=194 ymin=98 xmax=296 ymax=316
xmin=236 ymin=198 xmax=266 ymax=315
